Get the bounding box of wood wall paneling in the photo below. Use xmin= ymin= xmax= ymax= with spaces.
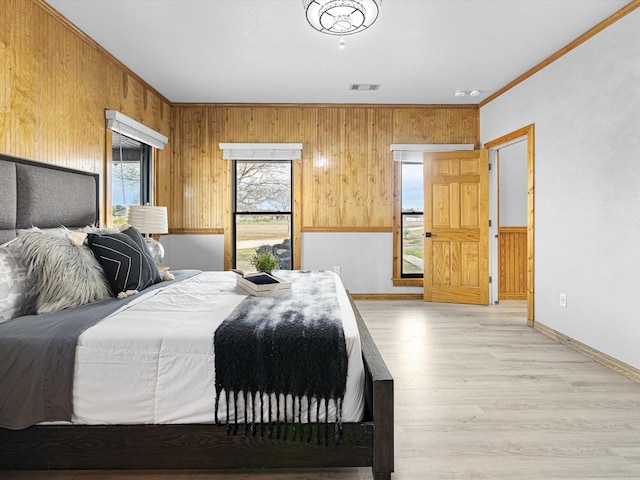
xmin=7 ymin=0 xmax=478 ymax=240
xmin=2 ymin=0 xmax=170 ymax=226
xmin=165 ymin=106 xmax=228 ymax=234
xmin=498 ymin=226 xmax=527 ymax=299
xmin=170 ymin=104 xmax=477 ymax=233
xmin=392 ymin=107 xmax=479 ymax=145
xmin=0 ymin=2 xmax=8 ymax=154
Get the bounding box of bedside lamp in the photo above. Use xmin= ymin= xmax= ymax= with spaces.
xmin=126 ymin=205 xmax=168 ymax=264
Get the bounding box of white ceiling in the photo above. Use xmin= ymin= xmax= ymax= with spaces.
xmin=46 ymin=0 xmax=631 ymax=105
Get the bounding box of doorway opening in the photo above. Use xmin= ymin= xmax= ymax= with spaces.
xmin=485 ymin=125 xmax=535 ymax=325
xmin=496 ymin=140 xmax=527 ymax=301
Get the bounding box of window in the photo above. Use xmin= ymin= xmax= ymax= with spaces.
xmin=400 ymin=162 xmax=424 ymax=277
xmin=233 ymin=161 xmax=293 ymax=272
xmin=106 ymin=110 xmax=168 ymax=227
xmin=111 ymin=132 xmax=152 ymax=226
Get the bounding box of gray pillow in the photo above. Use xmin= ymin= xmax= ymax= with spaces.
xmin=0 ymin=244 xmax=37 ymax=322
xmin=16 ymin=230 xmax=112 ymax=314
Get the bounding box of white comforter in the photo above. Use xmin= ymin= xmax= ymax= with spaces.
xmin=71 ymin=271 xmax=365 ymax=425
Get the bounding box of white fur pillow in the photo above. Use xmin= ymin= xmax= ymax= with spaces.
xmin=15 ymin=230 xmax=112 ymax=314
xmin=76 ymin=224 xmax=120 ymax=235
xmin=0 ymin=244 xmax=37 ymax=322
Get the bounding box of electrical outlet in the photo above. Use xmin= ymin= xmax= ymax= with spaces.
xmin=333 ymin=266 xmax=341 ymax=276
xmin=559 ymin=293 xmax=567 ymax=308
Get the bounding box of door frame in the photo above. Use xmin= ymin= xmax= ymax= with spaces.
xmin=484 ymin=124 xmax=535 ymax=325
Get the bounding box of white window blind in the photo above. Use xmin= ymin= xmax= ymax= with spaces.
xmin=219 ymin=143 xmax=303 ymax=161
xmin=105 ymin=110 xmax=169 ymax=150
xmin=390 ymin=144 xmax=474 ymax=163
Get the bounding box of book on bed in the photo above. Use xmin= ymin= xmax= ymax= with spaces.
xmin=232 ymin=269 xmax=292 ymax=296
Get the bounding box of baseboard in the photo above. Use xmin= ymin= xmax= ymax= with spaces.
xmin=534 ymin=322 xmax=640 ymax=384
xmin=350 ymin=293 xmax=424 ymax=300
xmin=499 ymin=293 xmax=527 ymax=300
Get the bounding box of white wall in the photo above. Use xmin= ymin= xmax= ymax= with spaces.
xmin=481 ymin=10 xmax=640 ymax=368
xmin=302 ymin=232 xmax=422 ymax=294
xmin=160 ymin=234 xmax=225 ymax=271
xmin=499 ymin=141 xmax=528 ymax=226
xmin=160 ymin=231 xmax=423 ymax=294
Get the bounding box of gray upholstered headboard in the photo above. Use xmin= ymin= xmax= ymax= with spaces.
xmin=0 ymin=154 xmax=100 ymax=245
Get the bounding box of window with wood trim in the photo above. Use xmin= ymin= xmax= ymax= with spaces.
xmin=111 ymin=132 xmax=152 ymax=227
xmin=400 ymin=162 xmax=424 ymax=276
xmin=233 ymin=161 xmax=293 ymax=272
xmin=393 ymin=160 xmax=424 ymax=286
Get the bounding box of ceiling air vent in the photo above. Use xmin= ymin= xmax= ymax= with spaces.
xmin=349 ymin=84 xmax=380 ymax=91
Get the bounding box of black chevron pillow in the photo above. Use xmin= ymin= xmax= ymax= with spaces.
xmin=87 ymin=231 xmax=159 ymax=296
xmin=119 ymin=226 xmax=162 ymax=284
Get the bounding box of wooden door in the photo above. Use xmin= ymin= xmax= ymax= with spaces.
xmin=423 ymin=150 xmax=489 ymax=305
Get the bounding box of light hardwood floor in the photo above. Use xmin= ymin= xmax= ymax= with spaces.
xmin=5 ymin=300 xmax=640 ymax=480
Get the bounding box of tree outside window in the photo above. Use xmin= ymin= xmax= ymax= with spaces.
xmin=111 ymin=135 xmax=151 ymax=226
xmin=234 ymin=161 xmax=292 ymax=272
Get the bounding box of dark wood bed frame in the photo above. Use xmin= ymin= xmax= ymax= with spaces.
xmin=0 ymin=154 xmax=394 ymax=479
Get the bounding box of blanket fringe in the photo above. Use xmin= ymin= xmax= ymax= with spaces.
xmin=215 ymin=389 xmax=344 ymax=445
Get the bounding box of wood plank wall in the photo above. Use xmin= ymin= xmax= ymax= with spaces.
xmin=498 ymin=226 xmax=527 ymax=299
xmin=167 ymin=105 xmax=479 ymax=233
xmin=0 ymin=0 xmax=171 ymax=224
xmin=2 ymin=0 xmax=478 ymax=236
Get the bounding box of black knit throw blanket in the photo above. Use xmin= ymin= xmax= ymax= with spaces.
xmin=214 ymin=270 xmax=348 ymax=445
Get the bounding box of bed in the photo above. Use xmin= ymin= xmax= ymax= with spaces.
xmin=0 ymin=153 xmax=394 ymax=479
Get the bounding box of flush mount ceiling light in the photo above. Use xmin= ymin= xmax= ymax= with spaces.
xmin=303 ymin=0 xmax=382 ymax=36
xmin=454 ymin=89 xmax=482 ymax=98
xmin=350 ymin=83 xmax=380 ymax=91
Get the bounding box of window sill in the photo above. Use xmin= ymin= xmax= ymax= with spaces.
xmin=392 ymin=278 xmax=423 ymax=287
